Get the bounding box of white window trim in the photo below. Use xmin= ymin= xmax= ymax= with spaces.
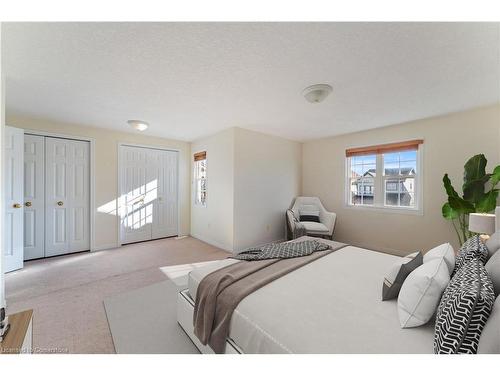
xmin=344 ymin=143 xmax=424 ymax=215
xmin=194 ymin=157 xmax=207 ymax=207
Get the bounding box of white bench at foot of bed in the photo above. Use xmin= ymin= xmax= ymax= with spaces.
xmin=177 ymin=289 xmax=243 ymax=354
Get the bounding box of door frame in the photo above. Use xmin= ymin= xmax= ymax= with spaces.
xmin=117 ymin=142 xmax=180 ymax=246
xmin=19 ymin=128 xmax=96 ymax=252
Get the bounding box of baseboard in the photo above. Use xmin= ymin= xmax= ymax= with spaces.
xmin=189 ymin=234 xmax=233 ymax=253
xmin=92 ymin=243 xmax=120 ymax=252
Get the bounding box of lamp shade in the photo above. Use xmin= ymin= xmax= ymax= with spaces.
xmin=469 ymin=213 xmax=496 ymax=235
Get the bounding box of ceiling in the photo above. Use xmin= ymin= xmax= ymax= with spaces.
xmin=2 ymin=22 xmax=499 ymax=142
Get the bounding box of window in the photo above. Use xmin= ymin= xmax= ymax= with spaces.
xmin=194 ymin=151 xmax=207 ymax=206
xmin=346 ymin=140 xmax=423 ymax=211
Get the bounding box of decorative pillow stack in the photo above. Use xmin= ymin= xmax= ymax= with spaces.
xmin=397 ymin=257 xmax=450 ymax=328
xmin=452 ymin=235 xmax=489 ymax=277
xmin=395 ymin=243 xmax=455 ymax=328
xmin=382 ymin=252 xmax=423 ymax=301
xmin=433 ymin=235 xmax=495 ymax=354
xmin=434 ymin=257 xmax=495 ymax=354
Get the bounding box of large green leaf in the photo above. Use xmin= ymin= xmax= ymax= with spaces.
xmin=448 ymin=195 xmax=475 ymax=214
xmin=476 ymin=189 xmax=499 ymax=213
xmin=443 ymin=174 xmax=459 ymax=198
xmin=442 ymin=202 xmax=459 ymax=220
xmin=491 ymin=165 xmax=500 ymax=187
xmin=462 ymin=154 xmax=488 ymax=203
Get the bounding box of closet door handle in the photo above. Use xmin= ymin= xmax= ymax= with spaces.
xmin=13 ymin=203 xmax=23 ymax=209
xmin=25 ymin=201 xmax=32 ymax=207
xmin=57 ymin=201 xmax=64 ymax=206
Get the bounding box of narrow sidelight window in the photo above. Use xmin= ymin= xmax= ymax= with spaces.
xmin=194 ymin=151 xmax=207 ymax=206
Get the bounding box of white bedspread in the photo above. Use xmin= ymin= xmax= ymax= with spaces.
xmin=188 ymin=245 xmax=435 ymax=353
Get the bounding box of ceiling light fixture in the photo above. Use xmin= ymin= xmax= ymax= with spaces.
xmin=127 ymin=120 xmax=149 ymax=131
xmin=302 ymin=84 xmax=333 ymax=103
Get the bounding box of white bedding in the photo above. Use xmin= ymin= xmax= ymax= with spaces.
xmin=188 ymin=245 xmax=435 ymax=353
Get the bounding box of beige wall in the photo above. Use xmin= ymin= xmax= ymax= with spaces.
xmin=302 ymin=104 xmax=500 ymax=256
xmin=191 ymin=128 xmax=235 ymax=251
xmin=233 ymin=128 xmax=302 ymax=252
xmin=190 ymin=127 xmax=302 ymax=252
xmin=6 ymin=114 xmax=191 ymax=250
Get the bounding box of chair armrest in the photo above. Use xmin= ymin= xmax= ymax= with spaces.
xmin=320 ymin=211 xmax=337 ymax=236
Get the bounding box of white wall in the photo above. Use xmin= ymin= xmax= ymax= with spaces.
xmin=0 ymin=24 xmax=5 ymax=309
xmin=190 ymin=127 xmax=302 ymax=252
xmin=190 ymin=128 xmax=235 ymax=251
xmin=233 ymin=128 xmax=302 ymax=252
xmin=302 ymin=104 xmax=500 ymax=256
xmin=5 ymin=114 xmax=192 ymax=250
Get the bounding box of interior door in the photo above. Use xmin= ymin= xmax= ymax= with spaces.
xmin=120 ymin=146 xmax=153 ymax=244
xmin=151 ymin=149 xmax=178 ymax=239
xmin=45 ymin=137 xmax=90 ymax=256
xmin=24 ymin=134 xmax=45 ymax=260
xmin=4 ymin=126 xmax=24 ymax=272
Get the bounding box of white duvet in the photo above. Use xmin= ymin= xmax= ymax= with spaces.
xmin=188 ymin=244 xmax=435 ymax=353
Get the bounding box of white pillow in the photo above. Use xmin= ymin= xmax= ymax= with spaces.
xmin=478 ymin=295 xmax=500 ymax=354
xmin=423 ymin=243 xmax=455 ymax=275
xmin=486 ymin=231 xmax=500 ymax=259
xmin=486 ymin=249 xmax=500 ymax=296
xmin=398 ymin=258 xmax=450 ymax=328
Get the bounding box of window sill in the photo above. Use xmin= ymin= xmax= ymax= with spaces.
xmin=344 ymin=204 xmax=423 ymax=216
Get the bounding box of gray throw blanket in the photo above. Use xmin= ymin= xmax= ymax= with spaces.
xmin=231 ymin=239 xmax=330 ymax=261
xmin=193 ymin=240 xmax=347 ymax=353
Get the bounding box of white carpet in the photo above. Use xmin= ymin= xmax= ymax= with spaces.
xmin=104 ymin=279 xmax=200 ymax=354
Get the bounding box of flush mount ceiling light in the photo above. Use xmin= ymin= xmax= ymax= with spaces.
xmin=302 ymin=84 xmax=333 ymax=103
xmin=127 ymin=120 xmax=149 ymax=131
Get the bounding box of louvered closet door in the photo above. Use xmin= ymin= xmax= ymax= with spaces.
xmin=24 ymin=134 xmax=45 ymax=260
xmin=120 ymin=146 xmax=154 ymax=244
xmin=151 ymin=149 xmax=178 ymax=239
xmin=45 ymin=137 xmax=90 ymax=256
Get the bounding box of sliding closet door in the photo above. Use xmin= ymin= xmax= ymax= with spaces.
xmin=45 ymin=137 xmax=90 ymax=256
xmin=24 ymin=134 xmax=45 ymax=260
xmin=151 ymin=149 xmax=178 ymax=239
xmin=120 ymin=146 xmax=154 ymax=244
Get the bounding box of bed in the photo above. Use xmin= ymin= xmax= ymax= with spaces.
xmin=177 ymin=237 xmax=436 ymax=354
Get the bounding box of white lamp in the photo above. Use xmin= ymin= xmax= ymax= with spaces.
xmin=469 ymin=213 xmax=496 ymax=238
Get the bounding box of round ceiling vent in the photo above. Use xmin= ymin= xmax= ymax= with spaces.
xmin=302 ymin=84 xmax=333 ymax=103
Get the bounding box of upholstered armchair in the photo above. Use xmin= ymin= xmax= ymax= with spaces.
xmin=286 ymin=197 xmax=337 ymax=240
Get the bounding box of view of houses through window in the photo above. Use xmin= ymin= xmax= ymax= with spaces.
xmin=194 ymin=151 xmax=207 ymax=206
xmin=347 ymin=147 xmax=419 ymax=209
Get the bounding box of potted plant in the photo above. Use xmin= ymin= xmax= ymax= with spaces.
xmin=442 ymin=154 xmax=500 ymax=245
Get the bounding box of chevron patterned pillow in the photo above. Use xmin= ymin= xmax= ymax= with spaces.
xmin=452 ymin=235 xmax=489 ymax=277
xmin=434 ymin=257 xmax=495 ymax=354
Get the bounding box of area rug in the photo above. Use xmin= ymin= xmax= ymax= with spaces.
xmin=104 ymin=279 xmax=200 ymax=354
